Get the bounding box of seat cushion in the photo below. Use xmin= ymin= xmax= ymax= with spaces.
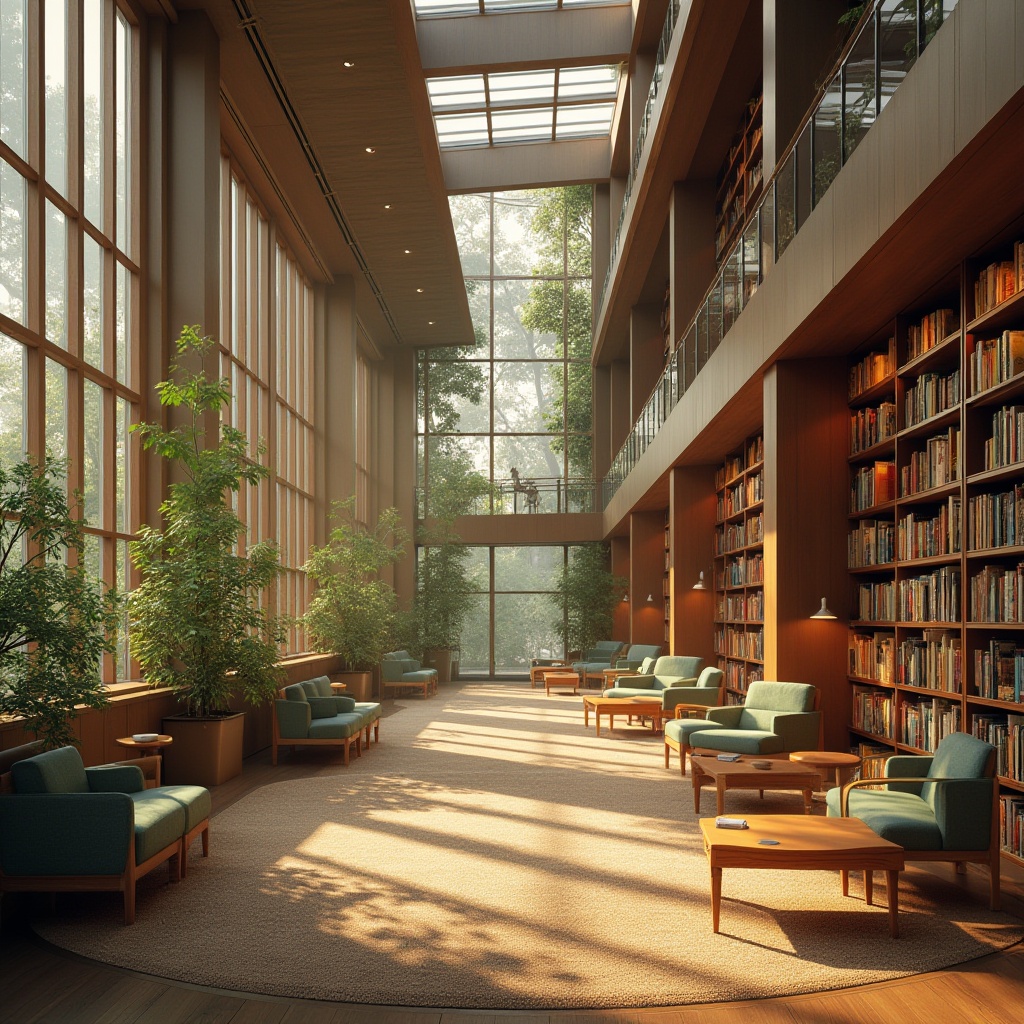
xmin=400 ymin=670 xmax=435 ymax=683
xmin=131 ymin=791 xmax=187 ymax=864
xmin=826 ymin=787 xmax=942 ymax=850
xmin=353 ymin=702 xmax=381 ymax=722
xmin=664 ymin=719 xmax=724 ymax=745
xmin=688 ymin=728 xmax=783 ymax=755
xmin=308 ymin=714 xmax=363 ymax=739
xmin=11 ymin=746 xmax=89 ymax=794
xmin=603 ymin=686 xmax=658 ymax=699
xmin=157 ymin=785 xmax=212 ymax=832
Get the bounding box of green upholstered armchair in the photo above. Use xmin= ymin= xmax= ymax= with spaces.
xmin=676 ymin=681 xmax=820 ymax=770
xmin=612 ymin=644 xmax=662 ymax=672
xmin=381 ymin=652 xmax=437 ymax=696
xmin=273 ymin=681 xmax=380 ymax=766
xmin=826 ymin=732 xmax=1000 ymax=910
xmin=0 ymin=746 xmax=210 ymax=924
xmin=661 ymin=666 xmax=725 ymax=714
xmin=602 ymin=655 xmax=704 ymax=700
xmin=571 ymin=640 xmax=625 ymax=676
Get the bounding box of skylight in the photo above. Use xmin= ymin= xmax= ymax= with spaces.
xmin=413 ymin=0 xmax=625 ymax=17
xmin=426 ymin=64 xmax=619 ymax=149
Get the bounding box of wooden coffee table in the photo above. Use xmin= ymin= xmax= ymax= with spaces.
xmin=691 ymin=754 xmax=823 ymax=815
xmin=544 ymin=671 xmax=581 ymax=696
xmin=530 ymin=663 xmax=568 ymax=687
xmin=699 ymin=814 xmax=905 ymax=937
xmin=582 ymin=694 xmax=667 ymax=736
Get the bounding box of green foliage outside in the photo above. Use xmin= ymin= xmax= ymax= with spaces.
xmin=550 ymin=543 xmax=626 ymax=657
xmin=129 ymin=326 xmax=285 ymax=718
xmin=0 ymin=456 xmax=121 ymax=749
xmin=303 ymin=499 xmax=408 ymax=670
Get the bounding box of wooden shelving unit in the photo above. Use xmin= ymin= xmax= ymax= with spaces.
xmin=713 ymin=433 xmax=764 ymax=702
xmin=714 ymin=84 xmax=763 ymax=264
xmin=845 ymin=239 xmax=1024 ymax=867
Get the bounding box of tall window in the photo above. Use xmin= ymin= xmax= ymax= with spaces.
xmin=417 ymin=187 xmax=594 ymax=516
xmin=220 ymin=159 xmax=314 ymax=654
xmin=355 ymin=345 xmax=372 ymax=524
xmin=0 ymin=0 xmax=140 ymax=682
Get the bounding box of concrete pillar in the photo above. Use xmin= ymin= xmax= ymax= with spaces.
xmin=630 ymin=304 xmax=662 ymax=421
xmin=323 ymin=279 xmax=357 ymax=509
xmin=609 ymin=358 xmax=631 ymax=457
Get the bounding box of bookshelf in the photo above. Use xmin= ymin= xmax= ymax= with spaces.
xmin=714 ymin=84 xmax=763 ymax=264
xmin=713 ymin=432 xmax=764 ymax=702
xmin=845 ymin=240 xmax=1024 ymax=868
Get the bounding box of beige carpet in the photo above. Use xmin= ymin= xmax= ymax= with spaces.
xmin=36 ymin=683 xmax=1023 ymax=1009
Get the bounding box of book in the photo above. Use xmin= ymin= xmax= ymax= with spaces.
xmin=715 ymin=816 xmax=748 ymax=829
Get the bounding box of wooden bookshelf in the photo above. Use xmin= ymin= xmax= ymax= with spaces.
xmin=713 ymin=433 xmax=764 ymax=702
xmin=714 ymin=84 xmax=763 ymax=264
xmin=844 ymin=241 xmax=1024 ymax=866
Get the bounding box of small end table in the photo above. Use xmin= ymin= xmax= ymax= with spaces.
xmin=789 ymin=750 xmax=862 ymax=789
xmin=330 ymin=681 xmax=349 ymax=693
xmin=545 ymin=671 xmax=580 ymax=696
xmin=115 ymin=734 xmax=173 ymax=787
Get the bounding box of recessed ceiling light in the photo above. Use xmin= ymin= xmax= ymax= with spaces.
xmin=365 ymin=146 xmax=376 ymax=154
xmin=416 ymin=288 xmax=424 ymax=293
xmin=343 ymin=61 xmax=355 ymax=68
xmin=404 ymin=249 xmax=411 ymax=254
xmin=428 ymin=321 xmax=435 ymax=325
xmin=384 ymin=204 xmax=391 ymax=209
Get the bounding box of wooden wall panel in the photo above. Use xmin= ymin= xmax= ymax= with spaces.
xmin=669 ymin=465 xmax=716 ymax=662
xmin=610 ymin=534 xmax=631 ymax=642
xmin=629 ymin=511 xmax=666 ymax=646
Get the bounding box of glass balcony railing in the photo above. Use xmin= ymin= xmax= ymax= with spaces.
xmin=417 ymin=476 xmax=601 ymax=518
xmin=602 ymin=0 xmax=957 ymax=509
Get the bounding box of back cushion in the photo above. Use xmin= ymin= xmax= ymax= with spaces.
xmin=745 ymin=681 xmax=815 ymax=712
xmin=11 ymin=746 xmax=88 ymax=794
xmin=697 ymin=667 xmax=724 ymax=689
xmin=283 ymin=683 xmax=309 ymax=702
xmin=653 ymin=656 xmax=703 ymax=680
xmin=310 ymin=676 xmax=333 ymax=698
xmin=639 ymin=657 xmax=656 ymax=674
xmin=929 ymin=732 xmax=993 ymax=781
xmin=299 ymin=681 xmax=319 ymax=698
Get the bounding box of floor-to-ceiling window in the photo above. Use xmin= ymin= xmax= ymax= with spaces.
xmin=0 ymin=0 xmax=140 ymax=682
xmin=416 ymin=187 xmax=594 ymax=675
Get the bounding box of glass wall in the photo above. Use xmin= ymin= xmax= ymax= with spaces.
xmin=0 ymin=0 xmax=140 ymax=682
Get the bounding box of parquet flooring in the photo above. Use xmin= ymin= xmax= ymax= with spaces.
xmin=3 ymin=728 xmax=1024 ymax=1022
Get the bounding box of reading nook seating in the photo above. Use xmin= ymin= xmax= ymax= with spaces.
xmin=613 ymin=644 xmax=662 ymax=672
xmin=381 ymin=650 xmax=438 ymax=697
xmin=571 ymin=640 xmax=625 ymax=679
xmin=665 ymin=681 xmax=820 ymax=773
xmin=827 ymin=731 xmax=1001 ymax=910
xmin=0 ymin=745 xmax=211 ymax=925
xmin=602 ymin=655 xmax=704 ymax=702
xmin=273 ymin=677 xmax=382 ymax=765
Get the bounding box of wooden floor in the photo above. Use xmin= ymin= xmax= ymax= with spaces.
xmin=4 ymin=726 xmax=1024 ymax=1023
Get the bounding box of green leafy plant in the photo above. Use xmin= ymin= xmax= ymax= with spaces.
xmin=0 ymin=456 xmax=122 ymax=748
xmin=550 ymin=543 xmax=626 ymax=657
xmin=302 ymin=499 xmax=408 ymax=670
xmin=129 ymin=325 xmax=284 ymax=717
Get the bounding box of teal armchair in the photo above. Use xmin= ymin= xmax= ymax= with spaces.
xmin=827 ymin=732 xmax=1000 ymax=910
xmin=679 ymin=681 xmax=820 ymax=769
xmin=0 ymin=746 xmax=210 ymax=924
xmin=613 ymin=644 xmax=662 ymax=672
xmin=274 ymin=680 xmax=381 ymax=765
xmin=571 ymin=640 xmax=625 ymax=677
xmin=382 ymin=651 xmax=438 ymax=697
xmin=602 ymin=655 xmax=704 ymax=700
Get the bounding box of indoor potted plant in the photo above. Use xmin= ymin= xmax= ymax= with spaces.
xmin=302 ymin=498 xmax=408 ymax=701
xmin=0 ymin=455 xmax=122 ymax=749
xmin=129 ymin=325 xmax=284 ymax=786
xmin=550 ymin=542 xmax=626 ymax=659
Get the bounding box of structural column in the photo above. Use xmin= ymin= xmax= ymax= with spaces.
xmin=669 ymin=181 xmax=717 ymax=343
xmin=323 ymin=279 xmax=358 ymax=509
xmin=669 ymin=465 xmax=716 ymax=662
xmin=629 ymin=510 xmax=664 ymax=646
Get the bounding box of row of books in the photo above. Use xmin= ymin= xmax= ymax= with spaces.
xmin=900 ymin=697 xmax=961 ymax=752
xmin=898 ymin=630 xmax=961 ymax=693
xmin=717 ymin=479 xmax=749 ymax=520
xmin=968 ymin=329 xmax=1024 ymax=396
xmin=849 ymin=519 xmax=895 ymax=568
xmin=724 ymin=552 xmax=764 ymax=586
xmin=982 ymin=403 xmax=1024 ymax=471
xmin=747 ymin=435 xmax=764 ymax=467
xmin=745 ymin=471 xmax=763 ymax=506
xmin=719 ymin=658 xmax=760 ymax=692
xmin=898 ymin=426 xmax=960 ymax=497
xmin=716 ymin=520 xmax=746 ymax=554
xmin=1000 ymin=794 xmax=1024 ymax=858
xmin=975 ymin=639 xmax=1024 ymax=701
xmin=851 ymin=461 xmax=896 ymax=512
xmin=857 ymin=580 xmax=897 ymax=621
xmin=716 ymin=453 xmax=744 ymax=488
xmin=714 ymin=626 xmax=765 ymax=661
xmin=850 ymin=402 xmax=896 ymax=455
xmin=898 ymin=567 xmax=961 ymax=622
xmin=896 ymin=499 xmax=961 ymax=560
xmin=849 ymin=631 xmax=895 ymax=684
xmin=852 ymin=687 xmax=894 ymax=738
xmin=974 ymin=242 xmax=1024 ymax=317
xmin=849 ymin=337 xmax=896 ymax=400
xmin=721 ymin=591 xmax=764 ymax=622
xmin=967 ymin=486 xmax=1024 ymax=551
xmin=969 ymin=562 xmax=1024 ymax=623
xmin=907 ymin=308 xmax=958 ymax=362
xmin=904 ymin=368 xmax=960 ymax=429
xmin=972 ymin=713 xmax=1024 ymax=781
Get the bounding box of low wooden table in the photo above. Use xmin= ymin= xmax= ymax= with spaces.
xmin=582 ymin=694 xmax=667 ymax=736
xmin=789 ymin=750 xmax=862 ymax=789
xmin=330 ymin=681 xmax=349 ymax=693
xmin=115 ymin=735 xmax=173 ymax=788
xmin=691 ymin=754 xmax=823 ymax=815
xmin=530 ymin=663 xmax=568 ymax=687
xmin=698 ymin=814 xmax=905 ymax=937
xmin=544 ymin=671 xmax=581 ymax=696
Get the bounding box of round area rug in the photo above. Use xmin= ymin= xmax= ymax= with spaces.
xmin=36 ymin=683 xmax=1023 ymax=1009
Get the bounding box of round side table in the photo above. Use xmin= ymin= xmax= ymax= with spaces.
xmin=115 ymin=734 xmax=174 ymax=787
xmin=789 ymin=750 xmax=862 ymax=789
xmin=330 ymin=681 xmax=348 ymax=693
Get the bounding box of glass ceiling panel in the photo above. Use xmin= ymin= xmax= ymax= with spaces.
xmin=555 ymin=101 xmax=614 ymax=139
xmin=427 ymin=74 xmax=487 ymax=111
xmin=487 ymin=70 xmax=555 ymax=107
xmin=413 ymin=0 xmax=628 ymax=12
xmin=491 ymin=107 xmax=553 ymax=143
xmin=557 ymin=65 xmax=618 ymax=100
xmin=435 ymin=112 xmax=490 ymax=148
xmin=413 ymin=0 xmax=480 ymax=15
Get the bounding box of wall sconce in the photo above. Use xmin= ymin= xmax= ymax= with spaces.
xmin=810 ymin=597 xmax=836 ymax=620
xmin=646 ymin=594 xmax=654 ymax=603
xmin=621 ymin=593 xmax=628 ymax=603
xmin=692 ymin=571 xmax=707 ymax=591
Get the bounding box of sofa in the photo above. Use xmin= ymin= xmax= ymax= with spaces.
xmin=273 ymin=676 xmax=382 ymax=765
xmin=602 ymin=655 xmax=704 ymax=704
xmin=382 ymin=650 xmax=438 ymax=697
xmin=0 ymin=745 xmax=211 ymax=924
